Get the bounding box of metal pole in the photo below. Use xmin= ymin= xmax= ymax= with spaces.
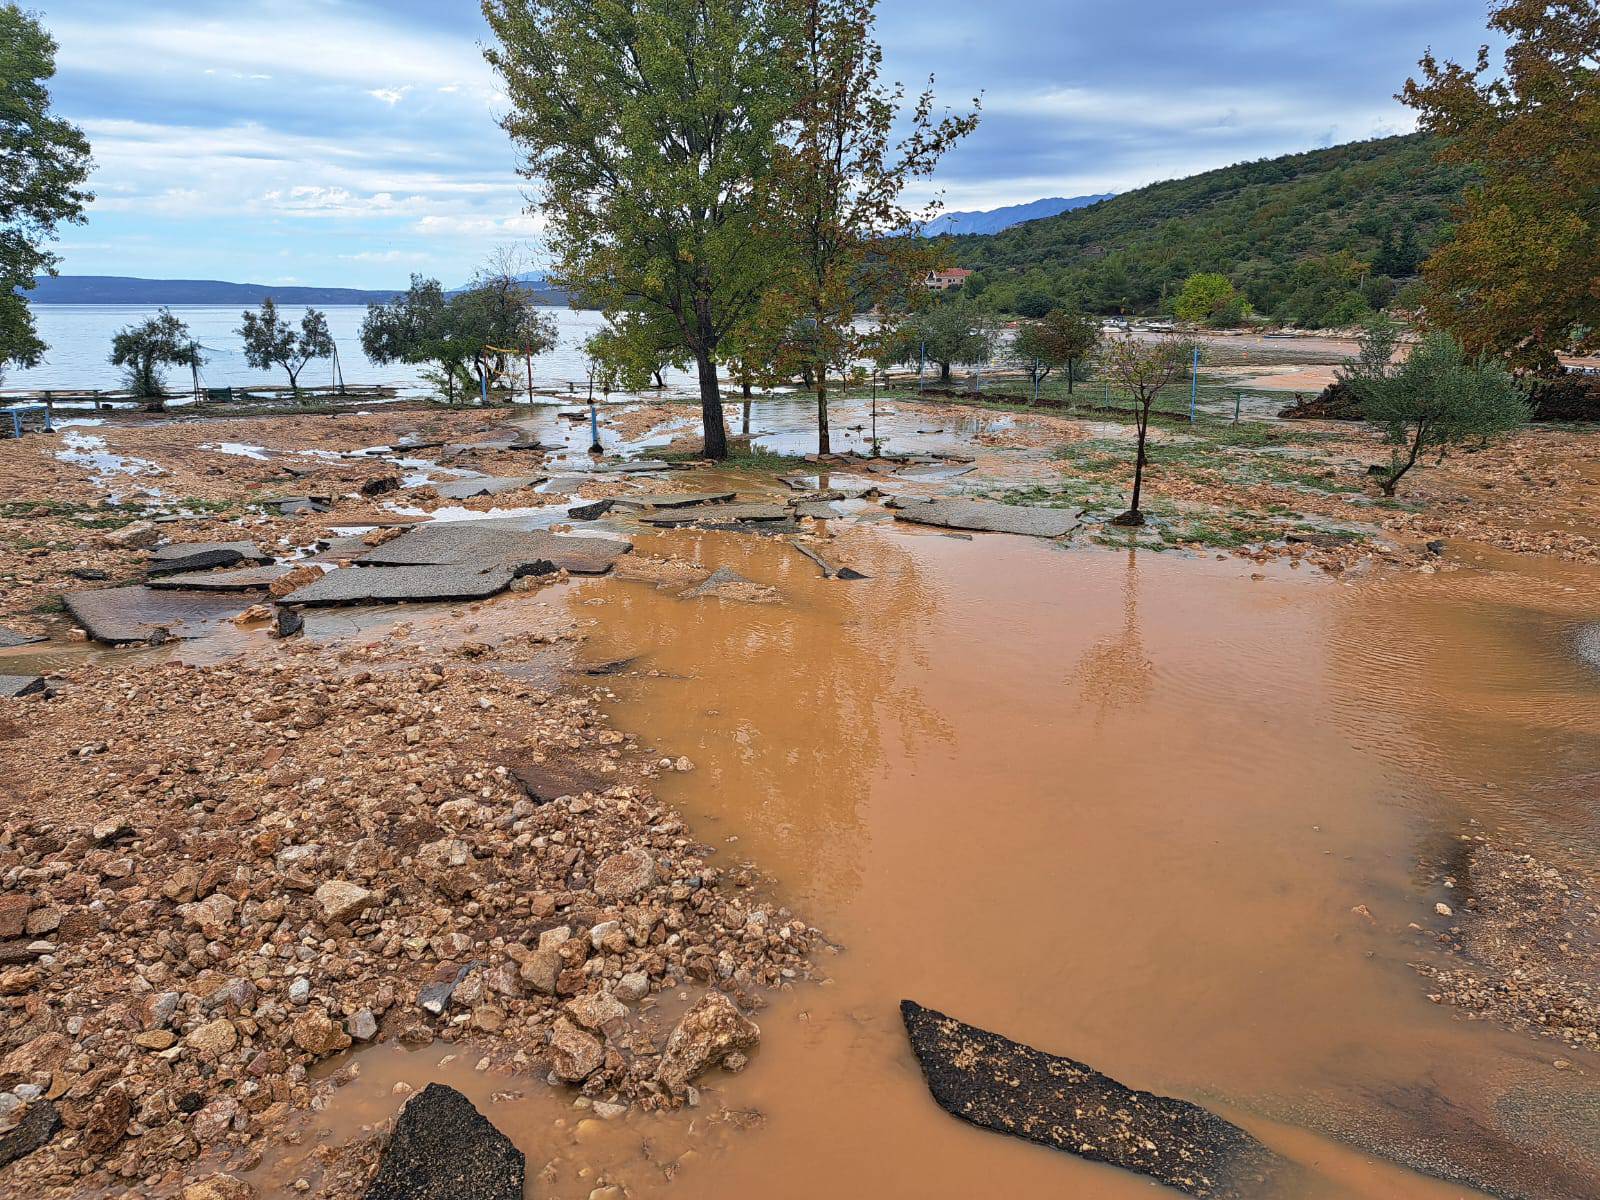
xmin=1189 ymin=345 xmax=1199 ymax=422
xmin=918 ymin=340 xmax=926 ymax=393
xmin=1235 ymin=393 xmax=1242 ymax=424
xmin=525 ymin=344 xmax=533 ymax=403
xmin=587 ymin=368 xmax=601 ymax=454
xmin=479 ymin=354 xmax=489 ymax=406
xmin=871 ymin=374 xmax=878 ymax=456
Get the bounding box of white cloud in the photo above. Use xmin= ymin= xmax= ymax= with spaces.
xmin=367 ymin=87 xmax=411 ymax=106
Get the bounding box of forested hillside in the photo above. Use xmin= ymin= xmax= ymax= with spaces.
xmin=948 ymin=134 xmax=1472 ymax=327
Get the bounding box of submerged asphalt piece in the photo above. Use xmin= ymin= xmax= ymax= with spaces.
xmin=901 ymin=1001 xmax=1284 ymax=1199
xmin=357 ymin=524 xmax=631 ymax=575
xmin=612 ymin=491 xmax=737 ymax=509
xmin=146 ymin=541 xmax=270 ymax=576
xmin=363 ymin=1083 xmax=523 ymax=1200
xmin=277 ymin=563 xmax=518 ymax=607
xmin=0 ymin=626 xmax=44 ymax=648
xmin=64 ymin=586 xmax=256 ymax=644
xmin=147 ymin=564 xmax=299 ymax=592
xmin=791 ymin=541 xmax=869 ymax=580
xmin=889 ymin=496 xmax=1081 ymax=538
xmin=0 ymin=675 xmax=47 ymax=699
xmin=431 ymin=475 xmax=544 ymax=500
xmin=641 ymin=502 xmax=790 ymax=526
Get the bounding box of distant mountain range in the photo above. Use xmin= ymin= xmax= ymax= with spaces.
xmin=26 ymin=273 xmax=573 ymax=307
xmin=920 ymin=195 xmax=1114 ymax=238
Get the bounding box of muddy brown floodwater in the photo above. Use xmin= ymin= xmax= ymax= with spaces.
xmin=290 ymin=475 xmax=1600 ymax=1200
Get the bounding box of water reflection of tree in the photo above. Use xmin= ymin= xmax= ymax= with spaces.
xmin=572 ymin=525 xmax=954 ymax=911
xmin=1072 ymin=548 xmax=1153 ymax=722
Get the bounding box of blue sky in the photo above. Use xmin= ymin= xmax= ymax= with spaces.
xmin=37 ymin=0 xmax=1497 ymax=289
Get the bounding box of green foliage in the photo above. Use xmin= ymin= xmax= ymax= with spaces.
xmin=949 ymin=135 xmax=1469 ymax=328
xmin=1344 ymin=328 xmax=1530 ymax=495
xmin=237 ymin=298 xmax=334 ymax=392
xmin=878 ymin=300 xmax=998 ymax=383
xmin=0 ymin=5 xmax=93 ymax=380
xmin=108 ymin=308 xmax=197 ymax=407
xmin=585 ymin=313 xmax=688 ymax=393
xmin=1013 ymin=307 xmax=1100 ymax=396
xmin=484 ymin=0 xmax=802 ymax=457
xmin=1172 ymin=273 xmax=1249 ymax=327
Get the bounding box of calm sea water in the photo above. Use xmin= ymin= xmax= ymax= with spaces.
xmin=1 ymin=305 xmax=699 ymax=395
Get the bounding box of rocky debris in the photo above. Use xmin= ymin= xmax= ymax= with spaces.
xmin=148 ymin=564 xmax=301 ymax=592
xmin=0 ymin=627 xmax=44 ymax=648
xmin=0 ymin=1098 xmax=60 ymax=1168
xmin=887 ymin=496 xmax=1080 ymax=538
xmin=593 ymin=849 xmax=657 ymax=899
xmin=656 ymin=991 xmax=760 ymax=1095
xmin=1413 ymin=840 xmax=1600 ymax=1051
xmin=356 ymin=524 xmax=632 ymax=576
xmin=1278 ymin=381 xmax=1363 ymax=421
xmin=678 ymin=566 xmax=780 ymax=603
xmin=433 ymin=476 xmax=545 ymax=501
xmin=641 ymin=502 xmax=789 ymax=527
xmin=363 ymin=1083 xmax=524 ymax=1200
xmin=360 ymin=474 xmax=401 ymax=497
xmin=0 ymin=675 xmax=46 ymax=699
xmin=315 ymin=880 xmax=375 ymax=924
xmin=901 ymin=1001 xmax=1283 ymax=1199
xmin=63 ymin=586 xmax=254 ymax=644
xmin=548 ymin=1017 xmax=605 ymax=1081
xmin=278 ymin=564 xmax=519 ymax=607
xmin=418 ymin=962 xmax=479 ymax=1016
xmin=147 ymin=542 xmax=272 ymax=577
xmin=181 ymin=1173 xmax=255 ymax=1200
xmin=99 ymin=520 xmax=160 ymax=550
xmin=0 ymin=651 xmax=817 ymax=1194
xmin=611 ymin=555 xmax=711 ymax=590
xmin=613 ymin=491 xmax=737 ymax=509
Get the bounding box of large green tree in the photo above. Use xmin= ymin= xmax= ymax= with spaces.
xmin=484 ymin=0 xmax=799 ymax=458
xmin=763 ymin=0 xmax=977 ymax=453
xmin=109 ymin=308 xmax=197 ymax=409
xmin=1401 ymin=0 xmax=1599 ymax=372
xmin=880 ymin=300 xmax=997 ymax=384
xmin=1 ymin=5 xmax=93 ymax=381
xmin=1014 ymin=307 xmax=1100 ymax=398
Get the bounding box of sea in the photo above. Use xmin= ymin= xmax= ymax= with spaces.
xmin=0 ymin=305 xmax=700 ymax=396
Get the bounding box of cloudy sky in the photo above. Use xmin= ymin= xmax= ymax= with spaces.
xmin=38 ymin=0 xmax=1496 ymax=289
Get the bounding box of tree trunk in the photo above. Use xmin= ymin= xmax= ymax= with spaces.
xmin=654 ymin=369 xmax=665 ymax=390
xmin=1111 ymin=400 xmax=1152 ymax=525
xmin=695 ymin=348 xmax=727 ymax=460
xmin=938 ymin=361 xmax=952 ymax=384
xmin=1067 ymin=358 xmax=1076 ymax=395
xmin=815 ymin=367 xmax=830 ymax=456
xmin=742 ymin=399 xmax=752 ymax=436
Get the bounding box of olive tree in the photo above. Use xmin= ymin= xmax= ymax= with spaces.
xmin=881 ymin=300 xmax=997 ymax=384
xmin=1344 ymin=326 xmax=1529 ymax=496
xmin=1100 ymin=332 xmax=1197 ymax=526
xmin=109 ymin=308 xmax=197 ymax=409
xmin=1013 ymin=307 xmax=1100 ymax=400
xmin=237 ymin=298 xmax=334 ymax=393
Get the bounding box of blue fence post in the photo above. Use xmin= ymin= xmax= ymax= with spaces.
xmin=1189 ymin=345 xmax=1199 ymax=421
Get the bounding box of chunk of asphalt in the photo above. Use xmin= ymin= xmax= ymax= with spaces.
xmin=276 ymin=496 xmax=332 ymax=516
xmin=0 ymin=626 xmax=44 ymax=648
xmin=276 ymin=564 xmax=518 ymax=607
xmin=612 ymin=491 xmax=737 ymax=509
xmin=900 ymin=1001 xmax=1285 ymax=1199
xmin=0 ymin=675 xmax=47 ymax=699
xmin=640 ymin=503 xmax=790 ymax=526
xmin=508 ymin=760 xmax=613 ymax=804
xmin=147 ymin=564 xmax=300 ymax=592
xmin=566 ymin=498 xmax=615 ymax=520
xmin=888 ymin=497 xmax=1080 ymax=538
xmin=432 ymin=476 xmax=545 ymax=500
xmin=64 ymin=586 xmax=257 ymax=644
xmin=362 ymin=1083 xmax=523 ymax=1200
xmin=146 ymin=541 xmax=270 ymax=576
xmin=357 ymin=525 xmax=631 ymax=575
xmin=790 ymin=541 xmax=869 ymax=580
xmin=0 ymin=1099 xmax=61 ymax=1169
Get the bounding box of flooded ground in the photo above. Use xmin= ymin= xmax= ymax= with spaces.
xmin=4 ymin=394 xmax=1599 ymax=1199
xmin=263 ymin=498 xmax=1600 ymax=1199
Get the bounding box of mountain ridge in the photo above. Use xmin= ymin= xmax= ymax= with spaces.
xmin=921 ymin=194 xmax=1114 ymax=238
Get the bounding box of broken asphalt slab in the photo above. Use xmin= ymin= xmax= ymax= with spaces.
xmin=363 ymin=1083 xmax=523 ymax=1200
xmin=791 ymin=541 xmax=868 ymax=580
xmin=147 ymin=564 xmax=300 ymax=592
xmin=508 ymin=760 xmax=615 ymax=804
xmin=612 ymin=491 xmax=737 ymax=509
xmin=0 ymin=676 xmax=47 ymax=699
xmin=640 ymin=502 xmax=790 ymax=526
xmin=0 ymin=627 xmax=45 ymax=648
xmin=146 ymin=542 xmax=271 ymax=576
xmin=432 ymin=476 xmax=545 ymax=500
xmin=356 ymin=524 xmax=631 ymax=575
xmin=887 ymin=496 xmax=1080 ymax=538
xmin=901 ymin=1001 xmax=1285 ymax=1199
xmin=63 ymin=587 xmax=258 ymax=644
xmin=277 ymin=564 xmax=519 ymax=607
